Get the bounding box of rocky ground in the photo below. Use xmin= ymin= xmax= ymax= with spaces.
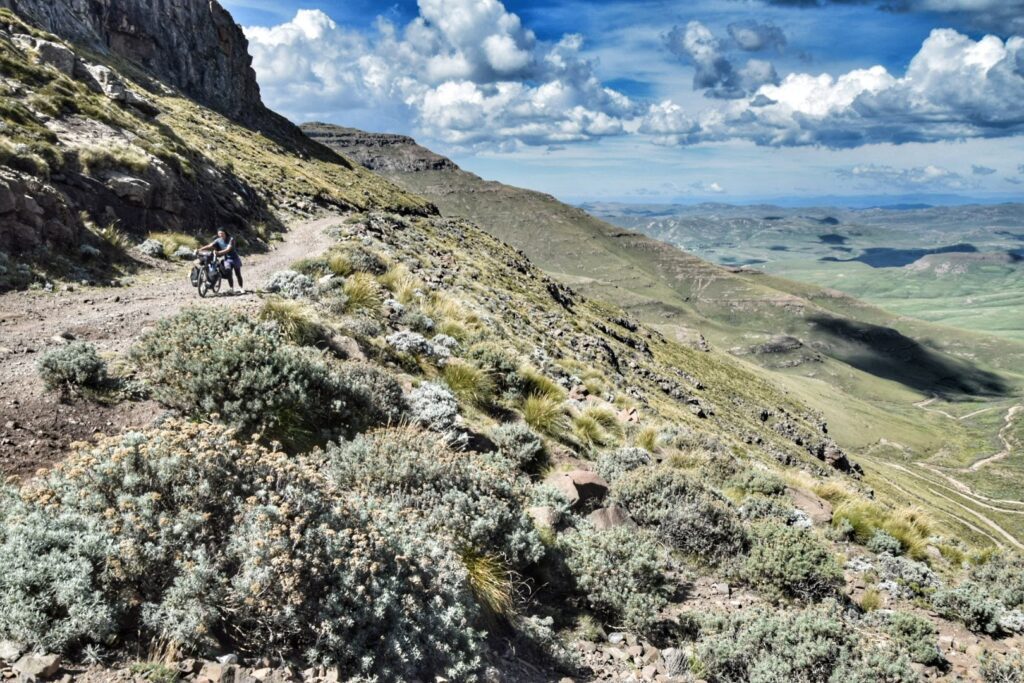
xmin=0 ymin=215 xmax=335 ymax=477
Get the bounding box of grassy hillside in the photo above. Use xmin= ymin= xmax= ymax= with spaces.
xmin=1 ymin=11 xmax=1022 ymax=680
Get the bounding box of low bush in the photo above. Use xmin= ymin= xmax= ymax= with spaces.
xmin=738 ymin=496 xmax=800 ymax=524
xmin=37 ymin=341 xmax=107 ymax=392
xmin=970 ymin=554 xmax=1024 ymax=610
xmin=491 ymin=422 xmax=547 ymax=473
xmin=265 ymin=269 xmax=314 ymax=299
xmin=868 ymin=530 xmax=905 ymax=556
xmin=408 ymin=382 xmax=460 ymax=433
xmin=879 ymin=611 xmax=942 ymax=666
xmin=697 ymin=604 xmax=916 ymax=683
xmin=980 ymin=651 xmax=1024 ymax=683
xmin=932 ymin=583 xmax=1004 ymax=634
xmin=466 ymin=342 xmax=522 ymax=395
xmin=728 ymin=469 xmax=786 ymax=497
xmin=877 ymin=553 xmax=941 ymax=598
xmin=328 ymin=427 xmax=542 ymax=569
xmin=742 ymin=523 xmax=843 ymax=603
xmin=131 ymin=308 xmax=401 ymax=444
xmin=559 ymin=525 xmax=670 ymax=634
xmin=0 ymin=423 xmax=484 ymax=679
xmin=596 ymin=447 xmax=652 ymax=483
xmin=611 ymin=467 xmax=748 ymax=563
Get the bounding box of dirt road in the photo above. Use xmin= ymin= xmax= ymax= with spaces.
xmin=0 ymin=215 xmax=340 ymax=477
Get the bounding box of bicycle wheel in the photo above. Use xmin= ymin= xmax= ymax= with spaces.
xmin=197 ymin=269 xmax=210 ymax=298
xmin=211 ymin=272 xmax=222 ymax=294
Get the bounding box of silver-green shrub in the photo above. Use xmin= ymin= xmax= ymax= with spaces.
xmin=596 ymin=447 xmax=652 ymax=483
xmin=131 ymin=308 xmax=401 ymax=443
xmin=408 ymin=382 xmax=460 ymax=432
xmin=0 ymin=423 xmax=484 ymax=679
xmin=328 ymin=427 xmax=542 ymax=569
xmin=558 ymin=525 xmax=670 ymax=634
xmin=877 ymin=553 xmax=940 ymax=598
xmin=969 ymin=554 xmax=1024 ymax=610
xmin=932 ymin=583 xmax=1005 ymax=634
xmin=491 ymin=422 xmax=547 ymax=473
xmin=874 ymin=611 xmax=943 ymax=665
xmin=611 ymin=466 xmax=748 ymax=563
xmin=696 ymin=604 xmax=916 ymax=683
xmin=980 ymin=651 xmax=1024 ymax=683
xmin=265 ymin=269 xmax=315 ymax=299
xmin=867 ymin=530 xmax=904 ymax=556
xmin=742 ymin=522 xmax=843 ymax=603
xmin=37 ymin=341 xmax=107 ymax=391
xmin=728 ymin=469 xmax=786 ymax=497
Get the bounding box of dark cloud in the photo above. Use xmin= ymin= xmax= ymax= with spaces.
xmin=755 ymin=0 xmax=1024 ymax=35
xmin=665 ymin=21 xmax=779 ymax=100
xmin=972 ymin=165 xmax=996 ymax=175
xmin=727 ymin=20 xmax=787 ymax=52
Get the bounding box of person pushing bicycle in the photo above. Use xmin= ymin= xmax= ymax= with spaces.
xmin=198 ymin=228 xmax=244 ymax=294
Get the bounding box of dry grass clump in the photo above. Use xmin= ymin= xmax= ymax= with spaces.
xmin=379 ymin=263 xmax=424 ymax=305
xmin=148 ymin=231 xmax=198 ymax=257
xmin=259 ymin=298 xmax=326 ymax=347
xmin=460 ymin=549 xmax=516 ymax=620
xmin=570 ymin=406 xmax=623 ymax=449
xmin=442 ymin=360 xmax=495 ymax=408
xmin=522 ymin=394 xmax=569 ymax=438
xmin=343 ymin=273 xmax=383 ymax=312
xmin=517 ymin=366 xmax=565 ymax=401
xmin=77 ymin=144 xmax=151 ymax=175
xmin=832 ymin=500 xmax=934 ymax=560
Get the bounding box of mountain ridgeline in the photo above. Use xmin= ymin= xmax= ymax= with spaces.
xmin=0 ymin=2 xmax=1022 ymax=681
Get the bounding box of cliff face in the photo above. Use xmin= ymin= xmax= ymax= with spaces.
xmin=301 ymin=124 xmax=460 ymax=173
xmin=0 ymin=0 xmax=262 ymax=121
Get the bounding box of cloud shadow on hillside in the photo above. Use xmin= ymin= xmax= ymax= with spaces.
xmin=808 ymin=315 xmax=1010 ymax=398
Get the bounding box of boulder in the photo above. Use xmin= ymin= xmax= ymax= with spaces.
xmin=0 ymin=182 xmax=15 ymax=214
xmin=787 ymin=486 xmax=832 ymax=525
xmin=34 ymin=39 xmax=76 ymax=75
xmin=587 ymin=506 xmax=636 ymax=531
xmin=544 ymin=470 xmax=609 ymax=507
xmin=0 ymin=640 xmax=24 ymax=662
xmin=135 ymin=239 xmax=165 ymax=258
xmin=527 ymin=505 xmax=560 ymax=530
xmin=12 ymin=653 xmax=62 ymax=679
xmin=81 ymin=63 xmax=126 ymax=100
xmin=106 ymin=175 xmax=153 ymax=206
xmin=173 ymin=245 xmax=195 ymax=260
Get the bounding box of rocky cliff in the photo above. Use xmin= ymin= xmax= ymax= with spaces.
xmin=302 ymin=123 xmax=459 ymax=173
xmin=0 ymin=0 xmax=262 ymax=121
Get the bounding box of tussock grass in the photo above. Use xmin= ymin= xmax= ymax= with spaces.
xmin=379 ymin=264 xmax=424 ymax=305
xmin=259 ymin=298 xmax=325 ymax=347
xmin=148 ymin=231 xmax=198 ymax=258
xmin=517 ymin=365 xmax=565 ymax=401
xmin=634 ymin=425 xmax=662 ymax=453
xmin=522 ymin=394 xmax=568 ymax=438
xmin=832 ymin=500 xmax=934 ymax=560
xmin=343 ymin=273 xmax=383 ymax=312
xmin=442 ymin=360 xmax=495 ymax=408
xmin=91 ymin=222 xmax=133 ymax=252
xmin=571 ymin=406 xmax=623 ymax=449
xmin=78 ymin=144 xmax=150 ymax=175
xmin=859 ymin=587 xmax=883 ymax=612
xmin=460 ymin=549 xmax=516 ymax=620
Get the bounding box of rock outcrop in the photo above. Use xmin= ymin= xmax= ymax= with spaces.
xmin=0 ymin=0 xmax=262 ymax=121
xmin=301 ymin=124 xmax=460 ymax=173
xmin=0 ymin=168 xmax=82 ymax=254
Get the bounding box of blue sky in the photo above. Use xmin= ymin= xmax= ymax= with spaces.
xmin=223 ymin=0 xmax=1024 ymax=204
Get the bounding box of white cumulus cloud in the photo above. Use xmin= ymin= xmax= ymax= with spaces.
xmin=244 ymin=2 xmax=636 ymax=148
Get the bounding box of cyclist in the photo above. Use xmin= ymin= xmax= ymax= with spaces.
xmin=199 ymin=228 xmax=244 ymax=294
